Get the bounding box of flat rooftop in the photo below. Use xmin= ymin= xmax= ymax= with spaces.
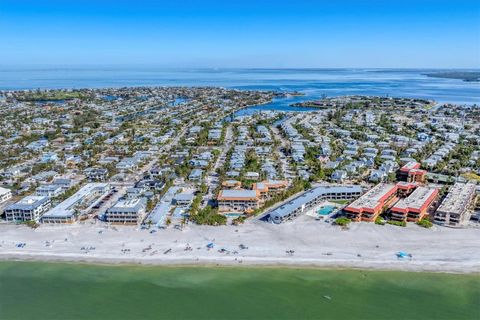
xmin=269 ymin=185 xmax=362 ymax=219
xmin=6 ymin=195 xmax=49 ymax=210
xmin=392 ymin=187 xmax=438 ymax=212
xmin=437 ymin=183 xmax=476 ymax=215
xmin=173 ymin=193 xmax=194 ymax=201
xmin=218 ymin=189 xmax=259 ymax=200
xmin=400 ymin=161 xmax=420 ymax=172
xmin=346 ymin=183 xmax=397 ymax=211
xmin=43 ymin=183 xmax=109 ymax=218
xmin=108 ymin=198 xmax=146 ymax=213
xmin=263 ymin=180 xmax=288 ymax=187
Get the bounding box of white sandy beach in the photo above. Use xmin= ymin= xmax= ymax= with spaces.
xmin=0 ymin=217 xmax=479 ymax=273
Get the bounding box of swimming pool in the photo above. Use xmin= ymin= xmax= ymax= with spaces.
xmin=318 ymin=205 xmax=336 ymax=216
xmin=224 ymin=213 xmax=243 ymax=218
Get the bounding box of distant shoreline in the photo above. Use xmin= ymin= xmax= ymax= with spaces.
xmin=1 ymin=69 xmax=478 ymax=105
xmin=423 ymin=71 xmax=480 ymax=82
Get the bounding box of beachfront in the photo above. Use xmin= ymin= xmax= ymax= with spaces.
xmin=1 ymin=216 xmax=479 ymax=273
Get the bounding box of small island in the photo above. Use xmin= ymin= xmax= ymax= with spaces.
xmin=13 ymin=89 xmax=92 ymax=102
xmin=423 ymin=71 xmax=480 ymax=82
xmin=290 ymin=95 xmax=433 ymax=109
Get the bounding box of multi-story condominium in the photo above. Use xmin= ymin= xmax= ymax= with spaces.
xmin=4 ymin=196 xmax=51 ymax=222
xmin=217 ymin=189 xmax=260 ymax=213
xmin=0 ymin=187 xmax=12 ymax=204
xmin=269 ymin=185 xmax=362 ymax=224
xmin=105 ymin=198 xmax=147 ymax=224
xmin=390 ymin=186 xmax=439 ymax=222
xmin=345 ymin=183 xmax=398 ymax=222
xmin=252 ymin=180 xmax=289 ymax=200
xmin=172 ymin=193 xmax=194 ymax=206
xmin=35 ymin=184 xmax=64 ymax=198
xmin=434 ymin=183 xmax=476 ymax=227
xmin=41 ymin=183 xmax=110 ymax=224
xmin=397 ymin=161 xmax=427 ymax=183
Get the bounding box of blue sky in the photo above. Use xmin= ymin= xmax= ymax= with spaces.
xmin=0 ymin=0 xmax=479 ymax=68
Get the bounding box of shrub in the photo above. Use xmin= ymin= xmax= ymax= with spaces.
xmin=387 ymin=220 xmax=406 ymax=227
xmin=416 ymin=219 xmax=433 ymax=228
xmin=334 ymin=217 xmax=351 ymax=226
xmin=191 ymin=205 xmax=227 ymax=226
xmin=232 ymin=216 xmax=246 ymax=225
xmin=375 ymin=216 xmax=385 ymax=225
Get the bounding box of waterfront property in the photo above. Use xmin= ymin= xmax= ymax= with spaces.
xmin=268 ymin=185 xmax=362 ymax=224
xmin=434 ymin=182 xmax=477 ymax=227
xmin=4 ymin=196 xmax=51 ymax=222
xmin=344 ymin=183 xmax=398 ymax=222
xmin=217 ymin=189 xmax=261 ymax=213
xmin=390 ymin=186 xmax=439 ymax=222
xmin=0 ymin=85 xmax=478 ymax=233
xmin=105 ymin=198 xmax=147 ymax=224
xmin=41 ymin=183 xmax=110 ymax=223
xmin=145 ymin=187 xmax=181 ymax=228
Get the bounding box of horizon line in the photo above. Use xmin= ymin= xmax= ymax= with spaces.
xmin=1 ymin=65 xmax=479 ymax=71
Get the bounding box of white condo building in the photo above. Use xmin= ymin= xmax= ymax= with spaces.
xmin=0 ymin=187 xmax=12 ymax=204
xmin=4 ymin=195 xmax=51 ymax=222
